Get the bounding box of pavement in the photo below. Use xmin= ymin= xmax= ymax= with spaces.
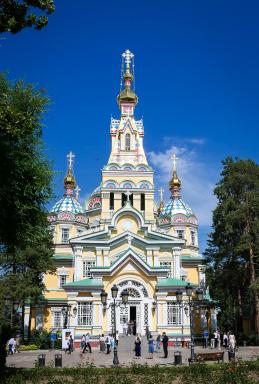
xmin=6 ymin=336 xmax=259 ymax=368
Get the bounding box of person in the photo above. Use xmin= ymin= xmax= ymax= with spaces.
xmin=81 ymin=335 xmax=86 ymax=351
xmin=135 ymin=336 xmax=141 ymax=358
xmin=214 ymin=330 xmax=218 ymax=349
xmin=156 ymin=334 xmax=161 ymax=351
xmin=7 ymin=337 xmax=14 ymax=355
xmin=162 ymin=332 xmax=169 ymax=358
xmin=210 ymin=332 xmax=215 ymax=349
xmin=83 ymin=333 xmax=92 ymax=353
xmin=223 ymin=332 xmax=228 ymax=348
xmin=100 ymin=334 xmax=106 ymax=352
xmin=110 ymin=334 xmax=115 ymax=349
xmin=14 ymin=337 xmax=21 ymax=353
xmin=106 ymin=334 xmax=111 ymax=354
xmin=122 ymin=321 xmax=127 ymax=336
xmin=133 ymin=320 xmax=136 ymax=336
xmin=147 ymin=334 xmax=154 ymax=359
xmin=115 ymin=331 xmax=119 ymax=346
xmin=127 ymin=322 xmax=131 ymax=336
xmin=65 ymin=335 xmax=73 ymax=354
xmin=228 ymin=331 xmax=236 ymax=352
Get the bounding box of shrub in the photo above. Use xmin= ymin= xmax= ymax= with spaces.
xmin=20 ymin=344 xmax=38 ymax=351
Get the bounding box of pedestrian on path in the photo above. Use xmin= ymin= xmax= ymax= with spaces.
xmin=81 ymin=335 xmax=86 ymax=351
xmin=122 ymin=321 xmax=127 ymax=336
xmin=162 ymin=332 xmax=169 ymax=358
xmin=135 ymin=336 xmax=141 ymax=358
xmin=65 ymin=335 xmax=73 ymax=354
xmin=223 ymin=332 xmax=228 ymax=348
xmin=156 ymin=334 xmax=161 ymax=351
xmin=147 ymin=334 xmax=154 ymax=359
xmin=7 ymin=338 xmax=14 ymax=355
xmin=100 ymin=334 xmax=106 ymax=352
xmin=228 ymin=331 xmax=236 ymax=352
xmin=106 ymin=334 xmax=111 ymax=354
xmin=83 ymin=333 xmax=92 ymax=353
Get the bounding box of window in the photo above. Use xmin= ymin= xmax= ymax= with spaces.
xmin=141 ymin=193 xmax=145 ymax=211
xmin=109 ymin=192 xmax=114 ymax=210
xmin=167 ymin=302 xmax=182 ymax=325
xmin=61 ymin=228 xmax=69 ymax=243
xmin=83 ymin=261 xmax=96 ymax=278
xmin=59 ymin=275 xmax=67 ymax=288
xmin=122 ymin=193 xmax=133 ymax=207
xmin=53 ymin=311 xmax=62 ymax=328
xmin=160 ymin=261 xmax=172 ymax=277
xmin=125 ymin=133 xmax=131 ymax=151
xmin=176 ymin=230 xmax=184 ymax=239
xmin=78 ymin=302 xmax=93 ymax=325
xmin=191 ymin=231 xmax=196 ymax=245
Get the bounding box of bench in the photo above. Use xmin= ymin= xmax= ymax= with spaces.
xmin=188 ymin=351 xmax=224 ymax=364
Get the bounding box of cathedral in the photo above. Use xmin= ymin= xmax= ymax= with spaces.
xmin=31 ymin=50 xmax=209 ymax=343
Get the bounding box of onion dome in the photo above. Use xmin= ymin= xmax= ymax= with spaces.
xmin=50 ymin=152 xmax=84 ymax=214
xmin=88 ymin=185 xmax=102 ymax=210
xmin=159 ymin=154 xmax=195 ymax=219
xmin=117 ymin=49 xmax=138 ymax=108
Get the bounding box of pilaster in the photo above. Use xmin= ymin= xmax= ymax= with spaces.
xmin=73 ymin=246 xmax=83 ymax=281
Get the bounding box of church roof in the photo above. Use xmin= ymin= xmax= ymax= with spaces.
xmin=160 ymin=198 xmax=194 ymax=218
xmin=51 ymin=195 xmax=84 ymax=214
xmin=156 ymin=278 xmax=197 ymax=288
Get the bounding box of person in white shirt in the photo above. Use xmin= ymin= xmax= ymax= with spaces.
xmin=8 ymin=338 xmax=15 ymax=355
xmin=83 ymin=333 xmax=92 ymax=353
xmin=106 ymin=334 xmax=111 ymax=354
xmin=122 ymin=321 xmax=127 ymax=336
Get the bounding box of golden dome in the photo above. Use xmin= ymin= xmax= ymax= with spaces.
xmin=64 ymin=169 xmax=76 ymax=190
xmin=169 ymin=170 xmax=181 ymax=190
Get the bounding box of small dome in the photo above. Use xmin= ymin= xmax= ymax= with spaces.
xmin=160 ymin=198 xmax=194 ymax=218
xmin=91 ymin=185 xmax=101 ymax=196
xmin=51 ymin=195 xmax=84 ymax=214
xmin=88 ymin=185 xmax=102 ymax=210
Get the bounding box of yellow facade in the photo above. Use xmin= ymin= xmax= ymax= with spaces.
xmin=30 ymin=50 xmax=208 ymax=343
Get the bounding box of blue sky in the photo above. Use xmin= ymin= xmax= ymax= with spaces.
xmin=1 ymin=0 xmax=259 ymax=251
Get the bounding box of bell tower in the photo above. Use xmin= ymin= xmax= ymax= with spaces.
xmin=101 ymin=50 xmax=154 ymax=223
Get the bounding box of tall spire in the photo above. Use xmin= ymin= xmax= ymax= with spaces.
xmin=169 ymin=154 xmax=181 ymax=198
xmin=157 ymin=187 xmax=164 ymax=214
xmin=117 ymin=49 xmax=138 ymax=115
xmin=64 ymin=151 xmax=76 ymax=196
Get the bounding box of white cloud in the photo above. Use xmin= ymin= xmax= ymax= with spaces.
xmin=148 ymin=143 xmax=217 ymax=227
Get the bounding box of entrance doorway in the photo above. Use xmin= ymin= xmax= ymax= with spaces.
xmin=130 ymin=306 xmax=136 ymax=322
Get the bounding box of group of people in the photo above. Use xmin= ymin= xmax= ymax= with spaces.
xmin=122 ymin=320 xmax=136 ymax=336
xmin=203 ymin=329 xmax=236 ymax=351
xmin=133 ymin=332 xmax=168 ymax=359
xmin=99 ymin=333 xmax=118 ymax=354
xmin=7 ymin=337 xmax=20 ymax=355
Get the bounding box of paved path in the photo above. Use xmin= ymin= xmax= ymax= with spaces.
xmin=6 ymin=336 xmax=259 ymax=368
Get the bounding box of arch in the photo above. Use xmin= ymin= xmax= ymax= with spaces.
xmin=103 ymin=180 xmax=118 ymax=189
xmin=137 ymin=164 xmax=149 ymax=171
xmin=138 ymin=180 xmax=152 ymax=190
xmin=122 ymin=163 xmax=135 ymax=171
xmin=110 ymin=207 xmax=146 ymax=230
xmin=121 ymin=180 xmax=135 ymax=189
xmin=117 ymin=280 xmax=150 ymax=299
xmin=108 ymin=163 xmax=120 ymax=170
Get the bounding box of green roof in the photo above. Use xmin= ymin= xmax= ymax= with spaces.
xmin=53 ymin=254 xmax=73 ymax=260
xmin=156 ymin=278 xmax=196 ymax=288
xmin=181 ymin=255 xmax=204 ymax=260
xmin=64 ymin=278 xmax=103 ymax=287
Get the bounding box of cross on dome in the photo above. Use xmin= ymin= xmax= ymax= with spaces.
xmin=125 ymin=190 xmax=131 ymax=202
xmin=171 ymin=154 xmax=179 ymax=173
xmin=67 ymin=151 xmax=75 ymax=170
xmin=158 ymin=187 xmax=164 ymax=202
xmin=122 ymin=49 xmax=134 ymax=65
xmin=75 ymin=185 xmax=81 ymax=200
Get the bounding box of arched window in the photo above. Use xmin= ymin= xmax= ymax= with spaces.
xmin=125 ymin=133 xmax=131 ymax=151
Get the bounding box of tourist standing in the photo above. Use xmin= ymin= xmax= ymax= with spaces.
xmin=228 ymin=331 xmax=236 ymax=352
xmin=83 ymin=333 xmax=92 ymax=353
xmin=106 ymin=334 xmax=111 ymax=354
xmin=162 ymin=332 xmax=169 ymax=358
xmin=99 ymin=334 xmax=106 ymax=352
xmin=223 ymin=332 xmax=228 ymax=348
xmin=122 ymin=321 xmax=127 ymax=336
xmin=156 ymin=334 xmax=161 ymax=351
xmin=147 ymin=334 xmax=154 ymax=359
xmin=135 ymin=336 xmax=141 ymax=358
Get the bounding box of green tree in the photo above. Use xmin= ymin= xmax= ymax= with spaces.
xmin=0 ymin=73 xmax=55 ymax=369
xmin=0 ymin=0 xmax=55 ymax=34
xmin=205 ymin=157 xmax=259 ymax=340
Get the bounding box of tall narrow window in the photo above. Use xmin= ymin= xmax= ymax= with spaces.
xmin=61 ymin=228 xmax=69 ymax=243
xmin=129 ymin=193 xmax=133 ymax=206
xmin=176 ymin=230 xmax=184 ymax=239
xmin=122 ymin=193 xmax=133 ymax=207
xmin=110 ymin=192 xmax=114 ymax=210
xmin=167 ymin=302 xmax=182 ymax=325
xmin=191 ymin=231 xmax=196 ymax=245
xmin=125 ymin=133 xmax=131 ymax=151
xmin=83 ymin=261 xmax=96 ymax=278
xmin=59 ymin=275 xmax=67 ymax=288
xmin=53 ymin=311 xmax=62 ymax=328
xmin=78 ymin=302 xmax=93 ymax=325
xmin=141 ymin=193 xmax=145 ymax=211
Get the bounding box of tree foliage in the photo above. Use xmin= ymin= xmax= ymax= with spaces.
xmin=205 ymin=157 xmax=259 ymax=337
xmin=0 ymin=73 xmax=55 ymax=335
xmin=0 ymin=0 xmax=55 ymax=34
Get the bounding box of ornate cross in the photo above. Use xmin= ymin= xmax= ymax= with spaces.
xmin=75 ymin=185 xmax=81 ymax=200
xmin=67 ymin=151 xmax=75 ymax=169
xmin=127 ymin=234 xmax=133 ymax=245
xmin=122 ymin=49 xmax=134 ymax=65
xmin=125 ymin=190 xmax=131 ymax=202
xmin=158 ymin=187 xmax=164 ymax=202
xmin=171 ymin=154 xmax=179 ymax=172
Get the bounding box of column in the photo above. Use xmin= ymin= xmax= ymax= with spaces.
xmin=156 ymin=292 xmax=167 ymax=330
xmin=172 ymin=247 xmax=181 ymax=279
xmin=73 ymin=245 xmax=83 ymax=281
xmin=103 ymin=247 xmax=110 ymax=266
xmin=96 ymin=247 xmax=102 ymax=266
xmin=92 ymin=292 xmax=103 ymax=334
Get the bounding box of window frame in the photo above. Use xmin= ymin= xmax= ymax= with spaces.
xmin=77 ymin=302 xmax=93 ymax=326
xmin=83 ymin=260 xmax=96 ymax=278
xmin=61 ymin=227 xmax=70 ymax=244
xmin=167 ymin=302 xmax=182 ymax=326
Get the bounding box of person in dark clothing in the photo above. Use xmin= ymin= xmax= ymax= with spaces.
xmin=162 ymin=332 xmax=169 ymax=358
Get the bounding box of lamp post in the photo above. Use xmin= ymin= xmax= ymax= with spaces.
xmin=176 ymin=283 xmax=204 ymax=363
xmin=61 ymin=305 xmax=77 ymax=329
xmin=100 ymin=285 xmax=129 ymax=366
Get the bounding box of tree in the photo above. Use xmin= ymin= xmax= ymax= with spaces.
xmin=205 ymin=157 xmax=259 ymax=340
xmin=0 ymin=73 xmax=55 ymax=368
xmin=0 ymin=0 xmax=55 ymax=34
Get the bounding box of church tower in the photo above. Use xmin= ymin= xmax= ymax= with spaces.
xmin=101 ymin=49 xmax=154 ymax=222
